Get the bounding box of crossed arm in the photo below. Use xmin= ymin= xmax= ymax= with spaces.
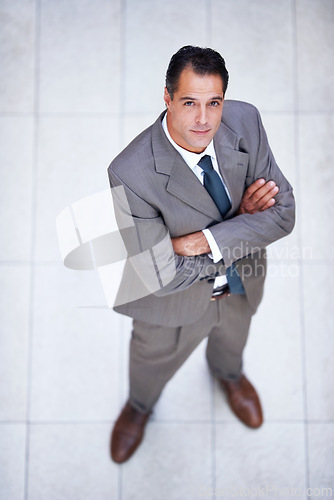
xmin=172 ymin=178 xmax=279 ymax=257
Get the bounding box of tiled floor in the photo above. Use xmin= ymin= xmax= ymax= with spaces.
xmin=1 ymin=1 xmax=333 ymax=499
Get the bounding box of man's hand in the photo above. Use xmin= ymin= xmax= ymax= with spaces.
xmin=171 ymin=231 xmax=210 ymax=257
xmin=172 ymin=178 xmax=279 ymax=256
xmin=237 ymin=178 xmax=279 ymax=215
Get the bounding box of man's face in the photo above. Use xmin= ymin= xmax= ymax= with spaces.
xmin=164 ymin=67 xmax=224 ymax=153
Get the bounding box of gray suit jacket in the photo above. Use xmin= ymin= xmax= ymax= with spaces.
xmin=108 ymin=100 xmax=295 ymax=327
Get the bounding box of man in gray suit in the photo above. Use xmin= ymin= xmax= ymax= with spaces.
xmin=108 ymin=46 xmax=295 ymax=463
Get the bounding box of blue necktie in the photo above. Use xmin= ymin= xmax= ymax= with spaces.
xmin=198 ymin=155 xmax=245 ymax=295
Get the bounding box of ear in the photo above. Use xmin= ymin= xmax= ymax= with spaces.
xmin=164 ymin=87 xmax=172 ymax=109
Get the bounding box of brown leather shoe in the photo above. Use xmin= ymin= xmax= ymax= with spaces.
xmin=111 ymin=401 xmax=151 ymax=463
xmin=219 ymin=374 xmax=263 ymax=428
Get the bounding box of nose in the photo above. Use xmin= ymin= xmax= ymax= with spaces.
xmin=196 ymin=105 xmax=208 ymax=125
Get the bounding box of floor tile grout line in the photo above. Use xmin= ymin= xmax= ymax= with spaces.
xmin=23 ymin=1 xmax=41 ymax=499
xmin=0 ymin=112 xmax=121 ymax=117
xmin=117 ymin=0 xmax=128 ymax=498
xmin=206 ymin=0 xmax=212 ymax=47
xmin=292 ymin=0 xmax=310 ymax=493
xmin=5 ymin=257 xmax=334 ymax=266
xmin=299 ymin=264 xmax=310 ymax=491
xmin=3 ymin=418 xmax=332 ymax=426
xmin=210 ymin=378 xmax=216 ymax=494
xmin=119 ymin=0 xmax=127 ymax=153
xmin=2 ymin=110 xmax=334 ymax=117
xmin=118 ymin=319 xmax=127 ymax=499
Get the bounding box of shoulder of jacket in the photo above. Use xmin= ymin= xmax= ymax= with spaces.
xmin=222 ymin=99 xmax=259 ymax=120
xmin=221 ymin=100 xmax=261 ymax=137
xmin=109 ymin=123 xmax=153 ymax=174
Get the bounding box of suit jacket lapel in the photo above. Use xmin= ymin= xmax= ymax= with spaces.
xmin=152 ymin=112 xmax=222 ymax=221
xmin=214 ymin=122 xmax=249 ymax=218
xmin=166 ymin=156 xmax=222 ymax=221
xmin=151 ymin=111 xmax=249 ymax=221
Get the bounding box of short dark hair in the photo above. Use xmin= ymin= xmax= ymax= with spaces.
xmin=165 ymin=45 xmax=229 ymax=99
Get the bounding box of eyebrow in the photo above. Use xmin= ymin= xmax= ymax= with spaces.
xmin=180 ymin=96 xmax=223 ymax=101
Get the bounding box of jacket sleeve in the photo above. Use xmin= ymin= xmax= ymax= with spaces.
xmin=209 ymin=107 xmax=295 ymax=268
xmin=108 ymin=167 xmax=224 ymax=297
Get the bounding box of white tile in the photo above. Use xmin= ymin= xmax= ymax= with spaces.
xmin=267 ymin=179 xmax=300 ymax=264
xmin=0 ymin=424 xmax=26 ymax=500
xmin=303 ymin=264 xmax=334 ymax=420
xmin=119 ymin=325 xmax=131 ymax=408
xmin=0 ymin=266 xmax=30 ymax=421
xmin=35 ymin=116 xmax=120 ymax=262
xmin=39 ymin=0 xmax=121 ymax=113
xmin=121 ymin=114 xmax=158 ymax=149
xmin=297 ymin=0 xmax=334 ymax=111
xmin=30 ymin=265 xmax=122 ymax=421
xmin=215 ymin=267 xmax=304 ymax=421
xmin=212 ymin=0 xmax=294 ymax=111
xmin=308 ymin=423 xmax=334 ymax=490
xmin=260 ymin=112 xmax=299 ymax=259
xmin=299 ymin=114 xmax=334 ymax=261
xmin=215 ymin=423 xmax=306 ymax=494
xmin=268 ymin=229 xmax=301 ymax=266
xmin=124 ymin=0 xmax=208 ymax=115
xmin=122 ymin=422 xmax=212 ymax=500
xmin=0 ymin=0 xmax=35 ymax=112
xmin=28 ymin=423 xmax=118 ymax=500
xmin=260 ymin=113 xmax=296 ymax=187
xmin=153 ymin=340 xmax=212 ymax=421
xmin=0 ymin=117 xmax=34 ymax=260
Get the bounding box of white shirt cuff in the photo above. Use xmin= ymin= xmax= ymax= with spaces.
xmin=202 ymin=229 xmax=223 ymax=264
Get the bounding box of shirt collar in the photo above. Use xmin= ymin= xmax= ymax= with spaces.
xmin=162 ymin=113 xmax=216 ymax=170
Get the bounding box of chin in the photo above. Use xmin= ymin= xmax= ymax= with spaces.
xmin=182 ymin=135 xmax=212 ymax=153
xmin=193 ymin=135 xmax=214 ymax=148
xmin=194 ymin=140 xmax=211 ymax=150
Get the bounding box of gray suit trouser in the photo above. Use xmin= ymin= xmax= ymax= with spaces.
xmin=129 ymin=293 xmax=254 ymax=414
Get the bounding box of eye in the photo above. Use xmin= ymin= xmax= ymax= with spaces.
xmin=184 ymin=101 xmax=194 ymax=106
xmin=210 ymin=101 xmax=220 ymax=107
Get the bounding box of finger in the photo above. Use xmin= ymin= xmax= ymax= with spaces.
xmin=258 ymin=185 xmax=279 ymax=204
xmin=260 ymin=198 xmax=276 ymax=211
xmin=249 ymin=182 xmax=278 ymax=205
xmin=255 ymin=186 xmax=279 ymax=210
xmin=242 ymin=178 xmax=266 ymax=201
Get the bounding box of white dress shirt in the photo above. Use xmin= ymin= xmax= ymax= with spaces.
xmin=162 ymin=114 xmax=228 ymax=288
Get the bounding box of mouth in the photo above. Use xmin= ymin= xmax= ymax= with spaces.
xmin=190 ymin=129 xmax=211 ymax=136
